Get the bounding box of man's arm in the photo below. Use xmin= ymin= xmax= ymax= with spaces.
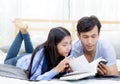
xmin=98 ymin=40 xmax=118 ymax=76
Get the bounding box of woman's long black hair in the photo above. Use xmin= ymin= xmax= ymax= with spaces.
xmin=27 ymin=27 xmax=71 ymax=79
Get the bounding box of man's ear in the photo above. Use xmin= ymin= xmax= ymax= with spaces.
xmin=77 ymin=32 xmax=81 ymax=39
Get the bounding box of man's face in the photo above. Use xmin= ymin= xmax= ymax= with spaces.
xmin=78 ymin=25 xmax=99 ymax=53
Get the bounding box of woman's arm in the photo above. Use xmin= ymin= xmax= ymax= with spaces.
xmin=35 ymin=68 xmax=59 ymax=80
xmin=31 ymin=56 xmax=70 ymax=80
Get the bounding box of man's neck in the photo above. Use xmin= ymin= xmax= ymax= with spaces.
xmin=84 ymin=50 xmax=96 ymax=63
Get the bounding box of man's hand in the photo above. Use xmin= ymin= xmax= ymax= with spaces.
xmin=97 ymin=62 xmax=118 ymax=76
xmin=97 ymin=62 xmax=108 ymax=76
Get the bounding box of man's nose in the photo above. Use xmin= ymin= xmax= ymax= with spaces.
xmin=88 ymin=38 xmax=92 ymax=44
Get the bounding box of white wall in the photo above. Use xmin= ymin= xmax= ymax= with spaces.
xmin=1 ymin=0 xmax=120 ymax=47
xmin=0 ymin=0 xmax=21 ymax=47
xmin=0 ymin=0 xmax=70 ymax=47
xmin=21 ymin=0 xmax=70 ymax=19
xmin=70 ymin=0 xmax=120 ymax=21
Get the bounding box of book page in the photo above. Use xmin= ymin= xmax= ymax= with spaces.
xmin=69 ymin=55 xmax=93 ymax=73
xmin=60 ymin=72 xmax=94 ymax=80
xmin=60 ymin=55 xmax=107 ymax=80
xmin=69 ymin=55 xmax=107 ymax=75
xmin=89 ymin=57 xmax=107 ymax=73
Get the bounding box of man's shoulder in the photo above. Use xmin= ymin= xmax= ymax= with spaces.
xmin=72 ymin=40 xmax=83 ymax=51
xmin=71 ymin=40 xmax=83 ymax=57
xmin=97 ymin=39 xmax=113 ymax=49
xmin=72 ymin=40 xmax=82 ymax=47
xmin=97 ymin=39 xmax=116 ymax=66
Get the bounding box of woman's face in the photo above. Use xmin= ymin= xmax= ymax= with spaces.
xmin=57 ymin=36 xmax=72 ymax=57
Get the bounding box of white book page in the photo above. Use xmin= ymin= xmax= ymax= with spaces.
xmin=89 ymin=57 xmax=107 ymax=73
xmin=60 ymin=55 xmax=107 ymax=80
xmin=69 ymin=55 xmax=92 ymax=73
xmin=69 ymin=55 xmax=107 ymax=75
xmin=60 ymin=72 xmax=94 ymax=80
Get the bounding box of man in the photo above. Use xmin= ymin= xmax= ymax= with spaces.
xmin=71 ymin=16 xmax=118 ymax=76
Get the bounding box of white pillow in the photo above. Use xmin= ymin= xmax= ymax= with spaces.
xmin=0 ymin=50 xmax=6 ymax=64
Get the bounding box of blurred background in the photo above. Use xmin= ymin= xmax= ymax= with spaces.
xmin=0 ymin=0 xmax=120 ymax=48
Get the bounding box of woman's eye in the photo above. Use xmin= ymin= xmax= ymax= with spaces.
xmin=63 ymin=45 xmax=67 ymax=46
xmin=83 ymin=36 xmax=88 ymax=39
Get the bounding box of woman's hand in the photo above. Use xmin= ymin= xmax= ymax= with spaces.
xmin=54 ymin=57 xmax=71 ymax=73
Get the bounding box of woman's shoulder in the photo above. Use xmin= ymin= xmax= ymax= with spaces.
xmin=32 ymin=47 xmax=45 ymax=62
xmin=35 ymin=47 xmax=45 ymax=55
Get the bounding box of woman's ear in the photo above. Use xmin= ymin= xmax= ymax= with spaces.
xmin=98 ymin=32 xmax=100 ymax=38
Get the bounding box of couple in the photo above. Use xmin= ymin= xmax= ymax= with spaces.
xmin=4 ymin=16 xmax=118 ymax=80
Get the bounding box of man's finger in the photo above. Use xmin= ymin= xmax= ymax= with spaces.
xmin=97 ymin=67 xmax=105 ymax=76
xmin=98 ymin=63 xmax=107 ymax=75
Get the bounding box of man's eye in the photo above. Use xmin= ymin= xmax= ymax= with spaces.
xmin=92 ymin=35 xmax=96 ymax=38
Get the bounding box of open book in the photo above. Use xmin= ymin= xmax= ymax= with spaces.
xmin=60 ymin=55 xmax=107 ymax=80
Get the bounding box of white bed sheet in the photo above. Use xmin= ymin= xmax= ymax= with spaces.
xmin=0 ymin=76 xmax=120 ymax=84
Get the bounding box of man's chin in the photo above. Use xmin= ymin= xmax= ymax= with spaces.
xmin=86 ymin=49 xmax=94 ymax=52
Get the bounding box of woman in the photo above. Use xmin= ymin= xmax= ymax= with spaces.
xmin=4 ymin=19 xmax=72 ymax=80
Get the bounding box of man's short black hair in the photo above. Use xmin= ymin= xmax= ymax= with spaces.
xmin=77 ymin=15 xmax=101 ymax=34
